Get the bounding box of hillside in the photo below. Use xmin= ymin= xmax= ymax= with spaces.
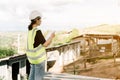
xmin=80 ymin=24 xmax=120 ymax=34
xmin=0 ymin=31 xmax=27 ymax=58
xmin=1 ymin=24 xmax=120 ymax=58
xmin=0 ymin=29 xmax=79 ymax=58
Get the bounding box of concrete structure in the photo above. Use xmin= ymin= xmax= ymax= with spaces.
xmin=0 ymin=41 xmax=81 ymax=80
xmin=0 ymin=54 xmax=27 ymax=80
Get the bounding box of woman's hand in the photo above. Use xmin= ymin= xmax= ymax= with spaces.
xmin=43 ymin=31 xmax=55 ymax=47
xmin=50 ymin=32 xmax=55 ymax=38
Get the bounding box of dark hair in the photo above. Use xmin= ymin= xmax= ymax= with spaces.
xmin=28 ymin=16 xmax=41 ymax=30
xmin=28 ymin=20 xmax=36 ymax=30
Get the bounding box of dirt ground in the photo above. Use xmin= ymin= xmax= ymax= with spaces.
xmin=48 ymin=57 xmax=120 ymax=79
xmin=78 ymin=58 xmax=120 ymax=79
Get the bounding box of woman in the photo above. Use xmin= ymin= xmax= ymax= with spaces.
xmin=27 ymin=10 xmax=55 ymax=80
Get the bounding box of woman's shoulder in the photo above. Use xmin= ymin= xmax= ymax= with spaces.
xmin=36 ymin=29 xmax=42 ymax=34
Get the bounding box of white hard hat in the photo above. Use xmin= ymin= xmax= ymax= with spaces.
xmin=29 ymin=10 xmax=42 ymax=20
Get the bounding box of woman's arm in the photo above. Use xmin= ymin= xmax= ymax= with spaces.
xmin=43 ymin=32 xmax=55 ymax=47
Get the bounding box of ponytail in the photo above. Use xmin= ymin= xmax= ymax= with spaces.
xmin=28 ymin=20 xmax=36 ymax=30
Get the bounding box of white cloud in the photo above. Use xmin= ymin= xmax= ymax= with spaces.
xmin=0 ymin=0 xmax=120 ymax=31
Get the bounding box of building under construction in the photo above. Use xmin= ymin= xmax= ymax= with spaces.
xmin=0 ymin=33 xmax=120 ymax=80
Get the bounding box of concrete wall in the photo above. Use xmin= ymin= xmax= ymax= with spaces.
xmin=0 ymin=41 xmax=81 ymax=80
xmin=0 ymin=55 xmax=27 ymax=80
xmin=0 ymin=64 xmax=8 ymax=80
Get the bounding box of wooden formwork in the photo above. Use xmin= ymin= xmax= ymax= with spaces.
xmin=72 ymin=34 xmax=120 ymax=68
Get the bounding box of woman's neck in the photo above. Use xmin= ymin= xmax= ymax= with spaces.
xmin=32 ymin=24 xmax=37 ymax=28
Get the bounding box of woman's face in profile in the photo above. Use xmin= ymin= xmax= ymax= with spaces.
xmin=35 ymin=17 xmax=41 ymax=26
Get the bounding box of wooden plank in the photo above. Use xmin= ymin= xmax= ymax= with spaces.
xmin=44 ymin=72 xmax=112 ymax=80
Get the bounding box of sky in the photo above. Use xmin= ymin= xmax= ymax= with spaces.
xmin=0 ymin=0 xmax=120 ymax=31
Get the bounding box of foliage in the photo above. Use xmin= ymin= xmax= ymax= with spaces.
xmin=0 ymin=76 xmax=4 ymax=80
xmin=0 ymin=47 xmax=17 ymax=59
xmin=52 ymin=28 xmax=79 ymax=46
xmin=67 ymin=28 xmax=79 ymax=40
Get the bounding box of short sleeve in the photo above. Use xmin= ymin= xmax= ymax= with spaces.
xmin=33 ymin=30 xmax=46 ymax=48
